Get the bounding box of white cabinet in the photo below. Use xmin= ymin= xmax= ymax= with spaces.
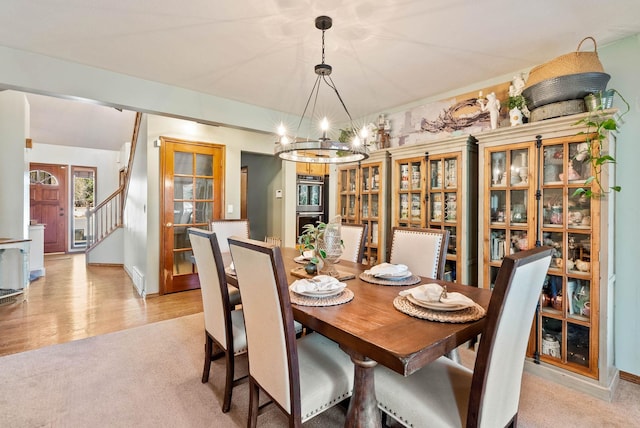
xmin=29 ymin=224 xmax=45 ymax=278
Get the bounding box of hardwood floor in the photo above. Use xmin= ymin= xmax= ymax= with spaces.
xmin=0 ymin=253 xmax=203 ymax=357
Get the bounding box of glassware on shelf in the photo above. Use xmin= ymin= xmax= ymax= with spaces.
xmin=445 ymin=159 xmax=457 ymax=188
xmin=400 ymin=164 xmax=409 ymax=190
xmin=411 ymin=163 xmax=420 ymax=188
xmin=445 ymin=193 xmax=457 ymax=221
xmin=411 ymin=194 xmax=421 ymax=220
xmin=400 ymin=194 xmax=409 ymax=219
xmin=431 ymin=193 xmax=443 ymax=221
xmin=430 ymin=160 xmax=442 ymax=188
xmin=491 ymin=152 xmax=506 ymax=186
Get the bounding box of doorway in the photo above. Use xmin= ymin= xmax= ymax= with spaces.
xmin=160 ymin=137 xmax=225 ymax=294
xmin=29 ymin=163 xmax=68 ymax=253
xmin=71 ymin=166 xmax=96 ymax=249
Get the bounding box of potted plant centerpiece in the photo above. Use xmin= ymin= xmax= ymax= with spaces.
xmin=297 ymin=216 xmax=344 ymax=276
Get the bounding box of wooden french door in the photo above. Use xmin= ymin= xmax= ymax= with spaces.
xmin=160 ymin=137 xmax=224 ymax=294
xmin=29 ymin=163 xmax=67 ymax=253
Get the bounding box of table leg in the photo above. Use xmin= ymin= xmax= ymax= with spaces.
xmin=342 ymin=347 xmax=381 ymax=428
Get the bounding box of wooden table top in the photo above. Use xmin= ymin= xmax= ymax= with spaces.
xmin=227 ymin=246 xmax=492 ymax=377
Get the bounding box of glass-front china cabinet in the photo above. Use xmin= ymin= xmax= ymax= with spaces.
xmin=389 ymin=135 xmax=478 ymax=285
xmin=336 ymin=150 xmax=391 ymax=265
xmin=476 ymin=111 xmax=617 ymax=400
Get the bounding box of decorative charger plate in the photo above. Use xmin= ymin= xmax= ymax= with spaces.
xmin=359 ymin=272 xmax=421 ymax=286
xmin=393 ymin=296 xmax=486 ymax=323
xmin=289 ymin=288 xmax=354 ymax=307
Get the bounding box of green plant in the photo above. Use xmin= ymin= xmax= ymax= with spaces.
xmin=507 ymin=94 xmax=527 ymax=110
xmin=297 ymin=221 xmax=327 ymax=264
xmin=572 ymin=89 xmax=630 ymax=199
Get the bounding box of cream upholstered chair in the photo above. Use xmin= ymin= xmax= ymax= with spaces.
xmin=264 ymin=236 xmax=282 ymax=247
xmin=389 ymin=227 xmax=450 ymax=279
xmin=209 ymin=219 xmax=250 ymax=253
xmin=188 ymin=228 xmax=248 ymax=413
xmin=228 ymin=237 xmax=354 ymax=427
xmin=339 ymin=223 xmax=368 ymax=263
xmin=375 ymin=246 xmax=553 ymax=428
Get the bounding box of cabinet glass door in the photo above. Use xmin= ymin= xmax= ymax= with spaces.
xmin=396 ymin=158 xmax=425 ymax=228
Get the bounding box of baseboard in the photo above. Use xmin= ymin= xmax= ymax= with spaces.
xmin=86 ymin=263 xmax=124 ymax=267
xmin=620 ymin=371 xmax=640 ymax=385
xmin=524 ymin=359 xmax=618 ymax=401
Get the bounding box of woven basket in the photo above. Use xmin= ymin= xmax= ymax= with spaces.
xmin=525 ymin=37 xmax=604 ymax=88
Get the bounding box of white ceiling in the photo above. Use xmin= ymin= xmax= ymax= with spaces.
xmin=3 ymin=0 xmax=640 ymax=151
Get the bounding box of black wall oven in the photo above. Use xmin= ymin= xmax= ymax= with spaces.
xmin=296 ymin=175 xmax=324 ymax=213
xmin=296 ymin=174 xmax=325 ymax=237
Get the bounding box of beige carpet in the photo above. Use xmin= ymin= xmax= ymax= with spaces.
xmin=0 ymin=313 xmax=637 ymax=427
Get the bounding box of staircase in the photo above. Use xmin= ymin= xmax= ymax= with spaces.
xmin=85 ymin=112 xmax=141 ymax=257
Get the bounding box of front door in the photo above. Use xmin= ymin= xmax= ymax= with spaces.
xmin=29 ymin=163 xmax=67 ymax=253
xmin=160 ymin=137 xmax=224 ymax=294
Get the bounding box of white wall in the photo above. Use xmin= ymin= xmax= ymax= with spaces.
xmin=600 ymin=34 xmax=640 ymax=376
xmin=0 ymin=91 xmax=29 ymax=239
xmin=27 ymin=143 xmax=120 ymax=204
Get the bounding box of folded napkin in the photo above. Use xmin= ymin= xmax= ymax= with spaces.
xmin=399 ymin=283 xmax=475 ymax=307
xmin=302 ymin=250 xmax=315 ymax=259
xmin=364 ymin=262 xmax=409 ymax=277
xmin=292 ymin=275 xmax=343 ymax=293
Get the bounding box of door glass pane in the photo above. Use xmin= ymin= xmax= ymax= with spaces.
xmin=542 ymin=316 xmax=562 ymax=359
xmin=174 ymin=177 xmax=193 ymax=199
xmin=445 ymin=192 xmax=457 ymax=221
xmin=543 ymin=188 xmax=564 ymax=226
xmin=491 ymin=151 xmax=507 ymax=186
xmin=173 ymin=249 xmax=193 ymax=275
xmin=411 ymin=162 xmax=421 ymax=189
xmin=567 ymin=323 xmax=590 ymax=367
xmin=510 ymin=149 xmax=529 ymax=186
xmin=195 ymin=154 xmax=213 ymax=176
xmin=543 ymin=145 xmax=564 ymax=184
xmin=430 ymin=160 xmax=442 ymax=188
xmin=510 ymin=189 xmax=528 ymax=225
xmin=174 ymin=152 xmax=193 ymax=175
xmin=490 ymin=190 xmax=506 ymax=223
xmin=195 ymin=202 xmax=213 ymax=223
xmin=174 ymin=202 xmax=193 ymax=224
xmin=196 ymin=178 xmax=213 ymax=199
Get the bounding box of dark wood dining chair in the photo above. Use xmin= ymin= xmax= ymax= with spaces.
xmin=339 ymin=223 xmax=368 ymax=263
xmin=188 ymin=228 xmax=248 ymax=413
xmin=375 ymin=246 xmax=553 ymax=428
xmin=228 ymin=237 xmax=354 ymax=427
xmin=389 ymin=226 xmax=450 ymax=279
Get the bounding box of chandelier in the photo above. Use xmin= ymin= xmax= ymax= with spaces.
xmin=274 ymin=16 xmax=369 ymax=164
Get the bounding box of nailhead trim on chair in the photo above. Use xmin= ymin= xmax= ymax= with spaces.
xmin=378 ymin=403 xmax=413 ymax=428
xmin=302 ymin=391 xmax=353 ymax=421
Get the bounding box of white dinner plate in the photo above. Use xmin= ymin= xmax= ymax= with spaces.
xmin=294 ymin=255 xmax=310 ymax=264
xmin=405 ymin=294 xmax=470 ymax=311
xmin=375 ymin=270 xmax=412 ymax=280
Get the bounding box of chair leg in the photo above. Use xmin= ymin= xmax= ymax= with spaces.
xmin=445 ymin=347 xmax=461 ymax=364
xmin=202 ymin=333 xmax=213 ymax=383
xmin=248 ymin=379 xmax=259 ymax=428
xmin=222 ymin=349 xmax=233 ymax=413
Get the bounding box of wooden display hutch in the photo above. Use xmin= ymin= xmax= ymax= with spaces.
xmin=336 ymin=151 xmax=390 ymax=265
xmin=475 ymin=111 xmax=617 ymax=399
xmin=388 ymin=135 xmax=478 ymax=285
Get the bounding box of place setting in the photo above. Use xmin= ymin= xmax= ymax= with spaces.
xmin=393 ymin=283 xmax=486 ymax=322
xmin=359 ymin=262 xmax=421 ymax=286
xmin=289 ymin=275 xmax=354 ymax=306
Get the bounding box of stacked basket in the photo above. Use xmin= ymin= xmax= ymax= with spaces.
xmin=522 ymin=37 xmax=610 ymax=121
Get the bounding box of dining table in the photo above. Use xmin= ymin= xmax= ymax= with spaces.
xmin=225 ymin=246 xmax=492 ymax=428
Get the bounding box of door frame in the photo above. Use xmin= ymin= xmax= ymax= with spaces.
xmin=29 ymin=162 xmax=68 ymax=254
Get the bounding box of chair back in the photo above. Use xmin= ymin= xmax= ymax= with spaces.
xmin=188 ymin=228 xmax=233 ymax=351
xmin=209 ymin=219 xmax=250 ymax=252
xmin=228 ymin=237 xmax=301 ymax=417
xmin=468 ymin=246 xmax=553 ymax=428
xmin=338 ymin=223 xmax=367 ymax=263
xmin=389 ymin=227 xmax=449 ymax=279
xmin=264 ymin=236 xmax=282 ymax=247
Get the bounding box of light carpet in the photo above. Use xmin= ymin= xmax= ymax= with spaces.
xmin=0 ymin=313 xmax=637 ymax=427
